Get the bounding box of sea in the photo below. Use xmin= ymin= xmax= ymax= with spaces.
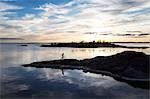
xmin=0 ymin=43 xmax=149 ymax=98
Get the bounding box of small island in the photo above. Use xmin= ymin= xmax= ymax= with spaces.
xmin=22 ymin=51 xmax=150 ymax=89
xmin=21 ymin=44 xmax=28 ymax=46
xmin=40 ymin=42 xmax=149 ymax=49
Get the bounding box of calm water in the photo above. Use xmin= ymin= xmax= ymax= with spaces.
xmin=0 ymin=43 xmax=149 ymax=98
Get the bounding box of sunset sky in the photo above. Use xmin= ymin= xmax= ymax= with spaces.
xmin=0 ymin=0 xmax=150 ymax=42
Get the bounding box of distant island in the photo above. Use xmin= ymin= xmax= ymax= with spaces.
xmin=22 ymin=51 xmax=150 ymax=89
xmin=21 ymin=44 xmax=28 ymax=46
xmin=40 ymin=42 xmax=149 ymax=49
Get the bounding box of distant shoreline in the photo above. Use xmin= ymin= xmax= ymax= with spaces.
xmin=40 ymin=42 xmax=149 ymax=49
xmin=0 ymin=42 xmax=150 ymax=44
xmin=0 ymin=42 xmax=149 ymax=49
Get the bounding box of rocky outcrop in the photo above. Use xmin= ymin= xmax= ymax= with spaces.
xmin=22 ymin=51 xmax=150 ymax=89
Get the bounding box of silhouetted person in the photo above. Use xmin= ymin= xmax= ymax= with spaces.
xmin=62 ymin=53 xmax=64 ymax=59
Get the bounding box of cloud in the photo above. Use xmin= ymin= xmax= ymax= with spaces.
xmin=0 ymin=0 xmax=149 ymax=42
xmin=0 ymin=2 xmax=22 ymax=11
xmin=126 ymin=31 xmax=142 ymax=33
xmin=0 ymin=37 xmax=24 ymax=40
xmin=0 ymin=23 xmax=21 ymax=29
xmin=138 ymin=33 xmax=150 ymax=36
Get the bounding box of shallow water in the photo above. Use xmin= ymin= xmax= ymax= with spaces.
xmin=0 ymin=43 xmax=149 ymax=98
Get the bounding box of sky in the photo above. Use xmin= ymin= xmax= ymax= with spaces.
xmin=0 ymin=0 xmax=150 ymax=42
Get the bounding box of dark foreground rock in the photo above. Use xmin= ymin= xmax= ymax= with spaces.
xmin=22 ymin=51 xmax=150 ymax=89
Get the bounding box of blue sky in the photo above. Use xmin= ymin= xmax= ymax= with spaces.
xmin=1 ymin=0 xmax=72 ymax=18
xmin=0 ymin=0 xmax=150 ymax=42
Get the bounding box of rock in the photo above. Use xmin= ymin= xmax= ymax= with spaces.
xmin=22 ymin=51 xmax=150 ymax=89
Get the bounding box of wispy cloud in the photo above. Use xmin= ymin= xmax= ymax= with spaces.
xmin=0 ymin=37 xmax=23 ymax=40
xmin=0 ymin=2 xmax=22 ymax=11
xmin=0 ymin=0 xmax=149 ymax=42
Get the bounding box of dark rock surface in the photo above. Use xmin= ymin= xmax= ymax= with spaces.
xmin=22 ymin=51 xmax=150 ymax=89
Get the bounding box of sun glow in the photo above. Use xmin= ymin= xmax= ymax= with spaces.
xmin=84 ymin=34 xmax=100 ymax=42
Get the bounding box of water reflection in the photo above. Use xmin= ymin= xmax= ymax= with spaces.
xmin=0 ymin=44 xmax=149 ymax=66
xmin=1 ymin=67 xmax=149 ymax=98
xmin=0 ymin=44 xmax=149 ymax=98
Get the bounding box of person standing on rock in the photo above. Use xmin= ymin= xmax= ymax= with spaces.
xmin=62 ymin=53 xmax=64 ymax=59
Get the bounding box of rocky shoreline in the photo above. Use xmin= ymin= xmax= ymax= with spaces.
xmin=22 ymin=51 xmax=150 ymax=89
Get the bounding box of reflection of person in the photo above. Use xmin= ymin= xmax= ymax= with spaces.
xmin=62 ymin=53 xmax=64 ymax=59
xmin=61 ymin=68 xmax=64 ymax=76
xmin=61 ymin=53 xmax=65 ymax=75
